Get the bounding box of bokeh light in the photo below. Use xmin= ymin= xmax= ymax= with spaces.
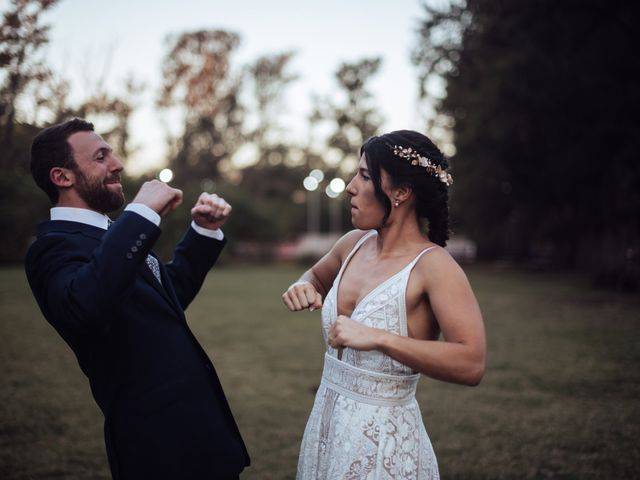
xmin=158 ymin=168 xmax=174 ymax=183
xmin=329 ymin=178 xmax=346 ymax=193
xmin=303 ymin=176 xmax=319 ymax=191
xmin=309 ymin=169 xmax=325 ymax=182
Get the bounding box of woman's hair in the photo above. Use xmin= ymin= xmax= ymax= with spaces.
xmin=360 ymin=130 xmax=451 ymax=246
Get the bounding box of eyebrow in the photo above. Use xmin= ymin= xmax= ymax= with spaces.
xmin=93 ymin=145 xmax=112 ymax=157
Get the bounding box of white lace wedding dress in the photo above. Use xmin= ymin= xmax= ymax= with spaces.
xmin=297 ymin=230 xmax=440 ymax=479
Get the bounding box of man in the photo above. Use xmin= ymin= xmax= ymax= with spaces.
xmin=25 ymin=118 xmax=250 ymax=479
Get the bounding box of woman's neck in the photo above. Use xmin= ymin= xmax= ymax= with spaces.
xmin=374 ymin=216 xmax=430 ymax=257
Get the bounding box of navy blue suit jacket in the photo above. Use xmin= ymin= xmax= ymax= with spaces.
xmin=25 ymin=211 xmax=249 ymax=479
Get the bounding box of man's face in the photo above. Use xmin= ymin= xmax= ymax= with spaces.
xmin=67 ymin=131 xmax=125 ymax=213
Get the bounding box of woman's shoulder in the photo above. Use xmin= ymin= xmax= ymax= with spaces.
xmin=331 ymin=229 xmax=375 ymax=260
xmin=413 ymin=242 xmax=467 ymax=282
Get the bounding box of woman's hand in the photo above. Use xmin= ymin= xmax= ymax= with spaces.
xmin=328 ymin=315 xmax=387 ymax=351
xmin=282 ymin=281 xmax=323 ymax=312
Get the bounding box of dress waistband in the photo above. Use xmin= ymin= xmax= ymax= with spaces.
xmin=320 ymin=353 xmax=420 ymax=407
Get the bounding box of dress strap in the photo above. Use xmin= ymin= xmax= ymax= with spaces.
xmin=407 ymin=245 xmax=437 ymax=270
xmin=330 ymin=230 xmax=377 ymax=361
xmin=398 ymin=245 xmax=438 ymax=337
xmin=335 ymin=230 xmax=377 ymax=282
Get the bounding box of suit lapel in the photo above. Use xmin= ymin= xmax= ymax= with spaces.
xmin=158 ymin=261 xmax=186 ymax=319
xmin=140 ymin=253 xmax=184 ymax=318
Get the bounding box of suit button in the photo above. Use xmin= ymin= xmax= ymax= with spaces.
xmin=131 ymin=246 xmax=138 ymax=252
xmin=139 ymin=233 xmax=147 ymax=240
xmin=126 ymin=252 xmax=133 ymax=259
xmin=135 ymin=240 xmax=142 ymax=246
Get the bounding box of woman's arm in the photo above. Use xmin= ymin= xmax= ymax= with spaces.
xmin=328 ymin=248 xmax=486 ymax=386
xmin=282 ymin=230 xmax=367 ymax=312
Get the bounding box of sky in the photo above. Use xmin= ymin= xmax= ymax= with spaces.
xmin=5 ymin=0 xmax=440 ymax=175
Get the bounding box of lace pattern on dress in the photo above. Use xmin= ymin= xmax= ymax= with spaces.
xmin=321 ymin=353 xmax=419 ymax=407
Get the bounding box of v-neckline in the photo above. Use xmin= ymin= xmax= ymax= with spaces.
xmin=334 ymin=232 xmax=416 ymax=319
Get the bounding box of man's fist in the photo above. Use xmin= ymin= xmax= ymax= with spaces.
xmin=191 ymin=193 xmax=232 ymax=230
xmin=132 ymin=180 xmax=183 ymax=217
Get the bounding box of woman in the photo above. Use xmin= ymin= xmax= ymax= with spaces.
xmin=282 ymin=130 xmax=486 ymax=479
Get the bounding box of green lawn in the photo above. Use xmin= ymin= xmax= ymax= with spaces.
xmin=1 ymin=265 xmax=638 ymax=479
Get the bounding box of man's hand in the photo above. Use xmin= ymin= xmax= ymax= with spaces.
xmin=191 ymin=193 xmax=232 ymax=230
xmin=282 ymin=281 xmax=323 ymax=312
xmin=132 ymin=180 xmax=183 ymax=217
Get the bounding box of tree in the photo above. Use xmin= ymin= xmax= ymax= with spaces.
xmin=239 ymin=51 xmax=302 ymax=201
xmin=414 ymin=0 xmax=640 ymax=288
xmin=325 ymin=57 xmax=383 ymax=173
xmin=76 ymin=76 xmax=143 ymax=160
xmin=295 ymin=58 xmax=384 ymax=234
xmin=245 ymin=51 xmax=297 ymax=157
xmin=157 ymin=30 xmax=244 ymax=184
xmin=0 ymin=0 xmax=58 ymax=168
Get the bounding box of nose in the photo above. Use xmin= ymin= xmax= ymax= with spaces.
xmin=346 ymin=176 xmax=356 ymax=196
xmin=110 ymin=153 xmax=124 ymax=173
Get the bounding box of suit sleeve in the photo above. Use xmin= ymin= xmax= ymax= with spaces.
xmin=25 ymin=212 xmax=161 ymax=336
xmin=163 ymin=226 xmax=227 ymax=310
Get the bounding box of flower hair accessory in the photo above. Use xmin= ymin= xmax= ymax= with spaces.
xmin=391 ymin=145 xmax=453 ymax=186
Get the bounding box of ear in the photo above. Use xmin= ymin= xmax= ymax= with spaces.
xmin=50 ymin=167 xmax=74 ymax=188
xmin=393 ymin=185 xmax=412 ymax=205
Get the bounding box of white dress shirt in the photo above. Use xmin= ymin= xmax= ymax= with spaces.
xmin=50 ymin=204 xmax=224 ymax=240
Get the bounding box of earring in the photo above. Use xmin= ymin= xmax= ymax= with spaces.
xmin=394 ymin=201 xmax=399 ymax=207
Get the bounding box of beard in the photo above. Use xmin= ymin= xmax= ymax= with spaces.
xmin=74 ymin=169 xmax=125 ymax=213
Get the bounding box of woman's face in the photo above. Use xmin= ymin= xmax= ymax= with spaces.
xmin=346 ymin=153 xmax=392 ymax=230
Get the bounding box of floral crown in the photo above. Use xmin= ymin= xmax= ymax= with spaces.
xmin=390 ymin=144 xmax=453 ymax=187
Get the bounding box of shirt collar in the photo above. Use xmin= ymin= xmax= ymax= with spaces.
xmin=50 ymin=207 xmax=112 ymax=230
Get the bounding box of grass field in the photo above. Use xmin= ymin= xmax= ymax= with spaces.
xmin=1 ymin=264 xmax=639 ymax=479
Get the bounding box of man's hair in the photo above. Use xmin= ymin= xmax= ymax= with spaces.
xmin=30 ymin=118 xmax=95 ymax=204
